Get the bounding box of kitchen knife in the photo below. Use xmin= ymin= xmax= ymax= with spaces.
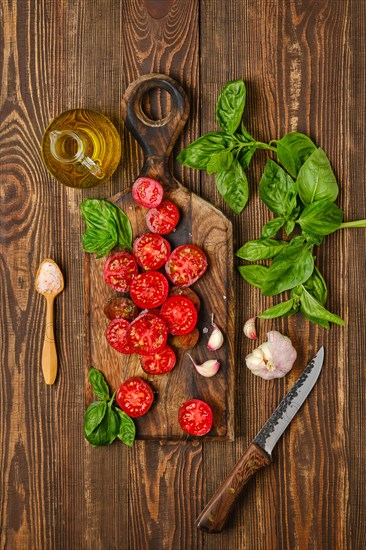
xmin=196 ymin=346 xmax=325 ymax=533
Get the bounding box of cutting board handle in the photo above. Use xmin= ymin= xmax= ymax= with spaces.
xmin=121 ymin=73 xmax=190 ymax=187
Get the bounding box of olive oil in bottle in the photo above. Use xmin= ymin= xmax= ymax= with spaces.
xmin=41 ymin=109 xmax=121 ymax=189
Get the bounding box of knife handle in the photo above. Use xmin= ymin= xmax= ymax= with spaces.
xmin=196 ymin=443 xmax=271 ymax=533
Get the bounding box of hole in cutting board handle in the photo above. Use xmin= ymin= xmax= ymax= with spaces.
xmin=141 ymin=88 xmax=173 ymax=125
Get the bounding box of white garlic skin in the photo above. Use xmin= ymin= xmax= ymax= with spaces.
xmin=243 ymin=317 xmax=257 ymax=340
xmin=195 ymin=359 xmax=221 ymax=377
xmin=207 ymin=324 xmax=224 ymax=350
xmin=245 ymin=330 xmax=297 ymax=380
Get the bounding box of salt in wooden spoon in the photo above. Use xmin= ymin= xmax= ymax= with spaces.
xmin=35 ymin=258 xmax=64 ymax=384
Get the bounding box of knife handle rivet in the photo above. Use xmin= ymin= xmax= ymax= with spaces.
xmin=208 ymin=513 xmax=216 ymax=522
xmin=227 ymin=487 xmax=236 ymax=494
xmin=248 ymin=459 xmax=255 ymax=467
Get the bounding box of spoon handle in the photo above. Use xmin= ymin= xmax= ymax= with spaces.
xmin=42 ymin=296 xmax=57 ymax=384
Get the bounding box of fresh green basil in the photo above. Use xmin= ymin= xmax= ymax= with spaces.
xmin=236 ymin=238 xmax=288 ymax=261
xmin=206 ymin=150 xmax=234 ymax=174
xmin=84 ymin=401 xmax=107 ymax=437
xmin=272 ymin=132 xmax=316 ymax=177
xmin=215 ymin=159 xmax=249 ymax=214
xmin=303 ymin=267 xmax=328 ymax=305
xmin=216 ymin=80 xmax=246 ymax=134
xmin=237 ymin=146 xmax=257 ymax=171
xmin=114 ymin=408 xmax=136 ymax=447
xmin=239 ymin=122 xmax=255 ymax=142
xmin=176 ymin=132 xmax=232 ymax=169
xmin=238 ymin=265 xmax=269 ymax=288
xmin=258 ymin=299 xmax=296 ymax=319
xmin=261 ymin=238 xmax=314 ymax=296
xmin=81 ymin=199 xmax=132 ymax=258
xmin=296 ymin=148 xmax=338 ymax=205
xmin=85 ymin=406 xmax=120 ymax=447
xmin=259 ymin=159 xmax=296 ymax=216
xmin=285 ymin=219 xmax=296 ymax=236
xmin=261 ymin=217 xmax=286 ymax=238
xmin=298 ymin=199 xmax=343 ymax=237
xmin=88 ymin=367 xmax=110 ymax=400
xmin=299 ymin=287 xmax=345 ymax=326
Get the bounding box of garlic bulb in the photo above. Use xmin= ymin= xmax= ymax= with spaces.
xmin=245 ymin=331 xmax=297 ymax=380
xmin=187 ymin=354 xmax=220 ymax=378
xmin=243 ymin=317 xmax=257 ymax=340
xmin=207 ymin=314 xmax=224 ymax=350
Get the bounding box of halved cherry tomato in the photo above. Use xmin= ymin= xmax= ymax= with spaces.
xmin=169 ymin=286 xmax=201 ymax=312
xmin=165 ymin=244 xmax=207 ymax=287
xmin=132 ymin=177 xmax=163 ymax=208
xmin=103 ymin=297 xmax=139 ymax=321
xmin=133 ymin=233 xmax=171 ymax=271
xmin=103 ymin=252 xmax=138 ymax=293
xmin=116 ymin=377 xmax=154 ymax=418
xmin=106 ymin=318 xmax=134 ymax=355
xmin=170 ymin=327 xmax=199 ymax=349
xmin=126 ymin=313 xmax=168 ymax=355
xmin=160 ymin=296 xmax=198 ymax=335
xmin=139 ymin=345 xmax=176 ymax=375
xmin=146 ymin=200 xmax=180 ymax=235
xmin=129 ymin=271 xmax=169 ymax=309
xmin=178 ymin=399 xmax=213 ymax=436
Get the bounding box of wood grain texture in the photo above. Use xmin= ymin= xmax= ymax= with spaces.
xmin=1 ymin=0 xmax=366 ymax=549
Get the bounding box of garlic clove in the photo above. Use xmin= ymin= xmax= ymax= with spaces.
xmin=245 ymin=330 xmax=297 ymax=380
xmin=207 ymin=313 xmax=224 ymax=350
xmin=243 ymin=317 xmax=257 ymax=340
xmin=187 ymin=354 xmax=220 ymax=378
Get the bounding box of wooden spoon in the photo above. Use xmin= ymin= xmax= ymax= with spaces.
xmin=35 ymin=258 xmax=64 ymax=384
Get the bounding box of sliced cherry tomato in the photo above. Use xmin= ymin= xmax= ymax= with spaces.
xmin=103 ymin=252 xmax=138 ymax=293
xmin=178 ymin=399 xmax=213 ymax=436
xmin=133 ymin=233 xmax=171 ymax=271
xmin=103 ymin=297 xmax=139 ymax=321
xmin=160 ymin=296 xmax=198 ymax=335
xmin=170 ymin=327 xmax=199 ymax=349
xmin=146 ymin=199 xmax=180 ymax=235
xmin=116 ymin=377 xmax=154 ymax=418
xmin=139 ymin=345 xmax=176 ymax=375
xmin=106 ymin=318 xmax=134 ymax=355
xmin=126 ymin=313 xmax=168 ymax=355
xmin=130 ymin=271 xmax=169 ymax=309
xmin=132 ymin=177 xmax=163 ymax=208
xmin=169 ymin=286 xmax=201 ymax=312
xmin=165 ymin=244 xmax=207 ymax=287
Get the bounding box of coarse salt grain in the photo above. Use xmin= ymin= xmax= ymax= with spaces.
xmin=37 ymin=262 xmax=62 ymax=293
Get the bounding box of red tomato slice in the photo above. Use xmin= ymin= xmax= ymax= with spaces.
xmin=133 ymin=233 xmax=171 ymax=271
xmin=130 ymin=271 xmax=169 ymax=309
xmin=139 ymin=345 xmax=176 ymax=375
xmin=126 ymin=313 xmax=168 ymax=355
xmin=103 ymin=297 xmax=139 ymax=321
xmin=169 ymin=286 xmax=201 ymax=312
xmin=106 ymin=318 xmax=134 ymax=355
xmin=146 ymin=200 xmax=180 ymax=235
xmin=103 ymin=252 xmax=138 ymax=293
xmin=178 ymin=399 xmax=213 ymax=436
xmin=132 ymin=177 xmax=163 ymax=208
xmin=160 ymin=296 xmax=198 ymax=335
xmin=116 ymin=377 xmax=154 ymax=418
xmin=165 ymin=244 xmax=207 ymax=287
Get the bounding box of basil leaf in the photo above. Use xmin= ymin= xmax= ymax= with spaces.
xmin=261 ymin=217 xmax=285 ymax=238
xmin=258 ymin=299 xmax=296 ymax=319
xmin=88 ymin=367 xmax=110 ymax=400
xmin=237 ymin=265 xmax=269 ymax=288
xmin=82 ymin=228 xmax=117 ymax=257
xmin=259 ymin=159 xmax=296 ymax=217
xmin=301 ymin=309 xmax=330 ymax=329
xmin=296 ymin=148 xmax=339 ymax=205
xmin=215 ymin=159 xmax=249 ymax=214
xmin=303 ymin=267 xmax=327 ymax=305
xmin=298 ymin=199 xmax=343 ymax=237
xmin=216 ymin=80 xmax=246 ymax=134
xmin=299 ymin=287 xmax=345 ymax=326
xmin=206 ymin=150 xmax=234 ymax=174
xmin=273 ymin=132 xmax=316 ymax=177
xmin=262 ymin=238 xmax=314 ymax=296
xmin=240 ymin=122 xmax=255 ymax=142
xmin=177 ymin=132 xmax=231 ymax=170
xmin=85 ymin=407 xmax=120 ymax=447
xmin=237 ymin=146 xmax=257 ymax=171
xmin=285 ymin=220 xmax=296 ymax=236
xmin=114 ymin=407 xmax=136 ymax=447
xmin=84 ymin=401 xmax=107 ymax=437
xmin=236 ymin=238 xmax=288 ymax=261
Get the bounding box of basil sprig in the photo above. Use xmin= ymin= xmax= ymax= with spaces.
xmin=84 ymin=368 xmax=135 ymax=448
xmin=80 ymin=199 xmax=133 ymax=258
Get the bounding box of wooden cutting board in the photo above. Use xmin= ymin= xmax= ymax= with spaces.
xmin=85 ymin=74 xmax=234 ymax=440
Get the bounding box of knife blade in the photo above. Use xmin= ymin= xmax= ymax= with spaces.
xmin=196 ymin=347 xmax=324 ymax=533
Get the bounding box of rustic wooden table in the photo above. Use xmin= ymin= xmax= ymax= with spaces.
xmin=1 ymin=1 xmax=366 ymax=549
